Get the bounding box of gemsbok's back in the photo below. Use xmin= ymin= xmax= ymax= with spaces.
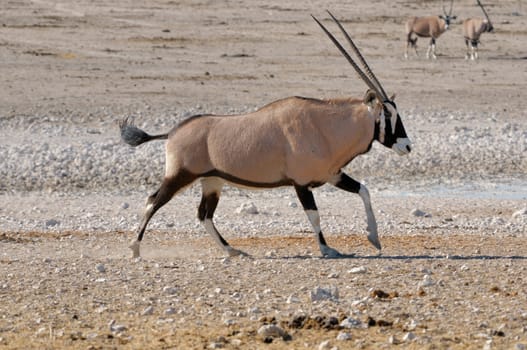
xmin=120 ymin=11 xmax=412 ymax=259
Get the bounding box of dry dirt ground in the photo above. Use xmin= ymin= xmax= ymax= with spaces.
xmin=1 ymin=0 xmax=527 ymax=349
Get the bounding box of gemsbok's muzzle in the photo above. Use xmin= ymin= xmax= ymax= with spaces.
xmin=392 ymin=138 xmax=412 ymax=156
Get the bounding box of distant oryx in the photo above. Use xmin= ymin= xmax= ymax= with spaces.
xmin=462 ymin=0 xmax=494 ymax=60
xmin=405 ymin=0 xmax=457 ymax=59
xmin=119 ymin=11 xmax=412 ymax=259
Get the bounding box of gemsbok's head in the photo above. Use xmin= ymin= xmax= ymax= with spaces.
xmin=313 ymin=11 xmax=412 ymax=156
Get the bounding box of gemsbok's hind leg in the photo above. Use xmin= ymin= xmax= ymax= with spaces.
xmin=199 ymin=177 xmax=246 ymax=257
xmin=294 ymin=185 xmax=342 ymax=258
xmin=130 ymin=171 xmax=196 ymax=258
xmin=329 ymin=172 xmax=381 ymax=251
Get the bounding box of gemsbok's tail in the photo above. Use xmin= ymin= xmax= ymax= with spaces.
xmin=119 ymin=118 xmax=168 ymax=147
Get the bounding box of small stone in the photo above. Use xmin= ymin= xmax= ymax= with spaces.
xmin=142 ymin=306 xmax=154 ymax=316
xmin=411 ymin=209 xmax=431 ymax=218
xmin=348 ymin=266 xmax=367 ymax=274
xmin=45 ymin=219 xmax=60 ymax=227
xmin=223 ymin=319 xmax=236 ymax=326
xmin=419 ymin=274 xmax=434 ymax=287
xmin=340 ymin=317 xmax=362 ymax=329
xmin=164 ymin=307 xmax=176 ymax=315
xmin=235 ymin=202 xmax=258 ymax=214
xmin=288 ymin=201 xmax=298 ymax=208
xmin=515 ymin=344 xmax=526 ymax=350
xmin=109 ymin=320 xmax=126 ymax=333
xmin=310 ymin=286 xmax=339 ymax=302
xmin=163 ymin=286 xmax=178 ymax=295
xmin=336 ymin=331 xmax=352 ymax=341
xmin=403 ymin=332 xmax=417 ymax=342
xmin=388 ymin=335 xmax=399 ymax=344
xmin=257 ymin=324 xmax=287 ymax=338
xmin=208 ymin=342 xmax=224 ymax=349
xmin=121 ymin=202 xmax=129 ymax=210
xmin=248 ymin=306 xmax=261 ymax=314
xmin=406 ymin=319 xmax=418 ymax=331
xmin=318 ymin=340 xmax=332 ymax=350
xmin=96 ymin=264 xmax=106 ymax=273
xmin=287 ymin=294 xmax=300 ymax=304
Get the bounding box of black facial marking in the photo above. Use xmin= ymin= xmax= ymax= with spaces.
xmin=377 ymin=101 xmax=409 ymax=150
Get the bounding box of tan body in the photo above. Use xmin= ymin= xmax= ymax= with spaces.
xmin=462 ymin=18 xmax=492 ymax=60
xmin=405 ymin=16 xmax=451 ymax=59
xmin=167 ymin=97 xmax=375 ymax=186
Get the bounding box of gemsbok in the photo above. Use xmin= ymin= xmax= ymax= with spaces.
xmin=120 ymin=11 xmax=412 ymax=259
xmin=462 ymin=0 xmax=494 ymax=60
xmin=405 ymin=0 xmax=456 ymax=59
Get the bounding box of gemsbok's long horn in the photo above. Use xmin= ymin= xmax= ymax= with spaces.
xmin=311 ymin=14 xmax=384 ymax=99
xmin=476 ymin=0 xmax=491 ymax=23
xmin=325 ymin=10 xmax=389 ymax=101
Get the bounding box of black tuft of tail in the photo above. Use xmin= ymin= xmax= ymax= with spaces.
xmin=119 ymin=118 xmax=168 ymax=147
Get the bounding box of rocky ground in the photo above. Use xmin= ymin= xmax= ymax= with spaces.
xmin=1 ymin=0 xmax=527 ymax=349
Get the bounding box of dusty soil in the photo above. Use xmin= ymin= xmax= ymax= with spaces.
xmin=1 ymin=0 xmax=527 ymax=349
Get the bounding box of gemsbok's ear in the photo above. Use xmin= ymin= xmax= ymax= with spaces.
xmin=390 ymin=93 xmax=397 ymax=101
xmin=363 ymin=89 xmax=378 ymax=107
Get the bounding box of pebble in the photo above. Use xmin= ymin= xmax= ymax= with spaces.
xmin=419 ymin=274 xmax=434 ymax=288
xmin=257 ymin=324 xmax=287 ymax=338
xmin=286 ymin=294 xmax=300 ymax=303
xmin=403 ymin=332 xmax=417 ymax=342
xmin=235 ymin=202 xmax=258 ymax=214
xmin=318 ymin=340 xmax=332 ymax=350
xmin=141 ymin=306 xmax=154 ymax=316
xmin=336 ymin=331 xmax=352 ymax=341
xmin=163 ymin=286 xmax=178 ymax=295
xmin=96 ymin=264 xmax=106 ymax=273
xmin=411 ymin=209 xmax=431 ymax=218
xmin=164 ymin=307 xmax=176 ymax=315
xmin=310 ymin=286 xmax=339 ymax=302
xmin=45 ymin=219 xmax=60 ymax=227
xmin=348 ymin=266 xmax=367 ymax=274
xmin=339 ymin=317 xmax=362 ymax=329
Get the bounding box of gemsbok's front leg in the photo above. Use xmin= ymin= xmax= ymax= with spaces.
xmin=294 ymin=185 xmax=342 ymax=258
xmin=329 ymin=172 xmax=381 ymax=251
xmin=199 ymin=178 xmax=246 ymax=257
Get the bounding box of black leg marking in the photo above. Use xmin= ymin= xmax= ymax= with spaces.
xmin=198 ymin=192 xmax=220 ymax=221
xmin=136 ymin=170 xmax=196 ymax=242
xmin=332 ymin=173 xmax=361 ymax=194
xmin=198 ymin=192 xmax=229 ymax=247
xmin=294 ymin=185 xmax=317 ymax=211
xmin=294 ymin=185 xmax=341 ymax=257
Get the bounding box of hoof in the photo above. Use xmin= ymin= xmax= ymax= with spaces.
xmin=320 ymin=245 xmax=343 ymax=258
xmin=226 ymin=247 xmax=248 ymax=257
xmin=367 ymin=232 xmax=382 ymax=251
